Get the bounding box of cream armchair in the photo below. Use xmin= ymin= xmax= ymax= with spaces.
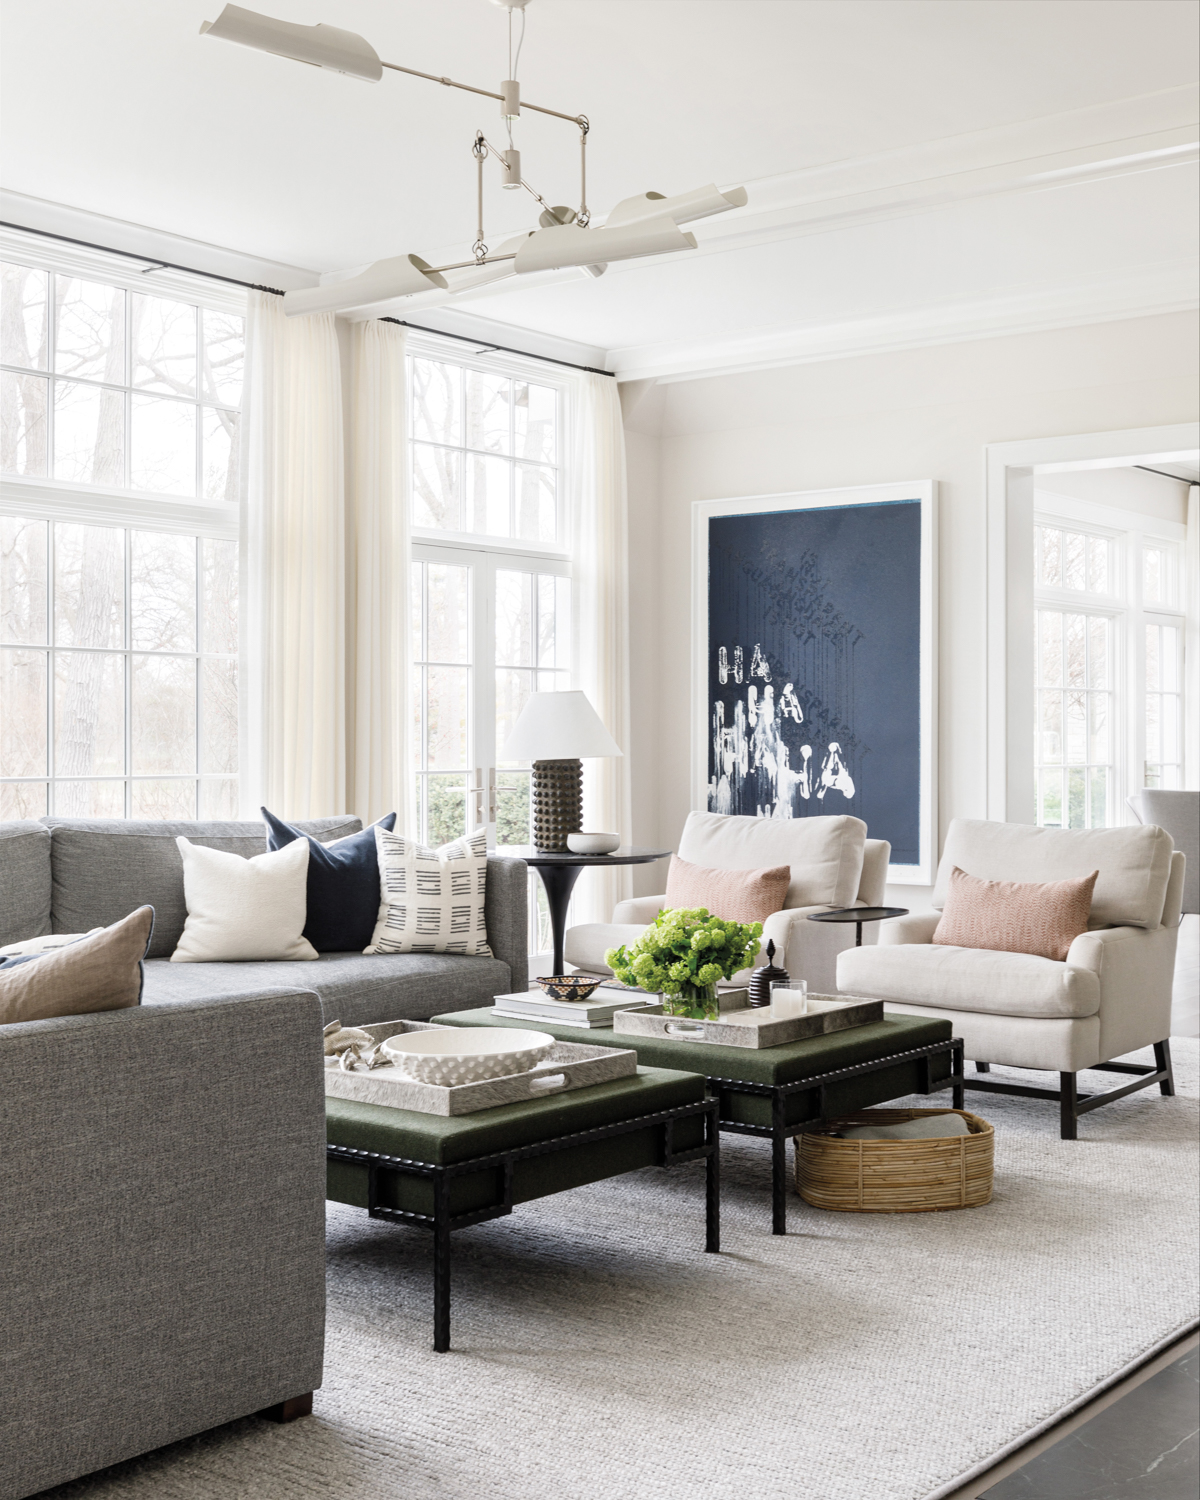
xmin=837 ymin=818 xmax=1184 ymax=1139
xmin=565 ymin=811 xmax=891 ymax=995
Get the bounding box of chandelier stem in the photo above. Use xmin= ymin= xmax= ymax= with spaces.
xmin=578 ymin=120 xmax=590 ymax=226
xmin=428 ymin=252 xmax=517 ymax=275
xmin=380 ymin=60 xmax=585 ymax=126
xmin=474 ymin=132 xmax=487 ymax=257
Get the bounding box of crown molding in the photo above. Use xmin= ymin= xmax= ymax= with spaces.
xmin=369 ymin=85 xmax=1199 ymax=318
xmin=608 ymin=259 xmax=1200 ymax=385
xmin=0 ymin=190 xmax=317 ymax=293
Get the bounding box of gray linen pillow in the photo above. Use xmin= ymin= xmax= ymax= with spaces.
xmin=0 ymin=906 xmax=154 ymax=1026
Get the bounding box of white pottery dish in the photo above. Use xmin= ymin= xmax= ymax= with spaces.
xmin=381 ymin=1027 xmax=555 ymax=1085
xmin=566 ymin=832 xmax=621 ymax=855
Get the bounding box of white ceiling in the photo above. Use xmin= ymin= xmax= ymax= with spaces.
xmin=2 ymin=0 xmax=1197 ymax=379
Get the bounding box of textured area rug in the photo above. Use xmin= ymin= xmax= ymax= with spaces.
xmin=40 ymin=1042 xmax=1199 ymax=1500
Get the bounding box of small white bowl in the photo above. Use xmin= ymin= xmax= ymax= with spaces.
xmin=566 ymin=832 xmax=621 ymax=855
xmin=381 ymin=1028 xmax=554 ymax=1086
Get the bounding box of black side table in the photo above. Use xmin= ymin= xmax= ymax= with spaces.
xmin=807 ymin=905 xmax=910 ymax=947
xmin=499 ymin=846 xmax=671 ymax=975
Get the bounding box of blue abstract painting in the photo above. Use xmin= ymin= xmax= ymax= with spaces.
xmin=707 ymin=498 xmax=923 ymax=867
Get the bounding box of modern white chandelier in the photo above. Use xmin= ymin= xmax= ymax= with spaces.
xmin=200 ymin=0 xmax=748 ymax=317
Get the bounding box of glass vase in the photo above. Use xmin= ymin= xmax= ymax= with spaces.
xmin=663 ymin=982 xmax=719 ymax=1037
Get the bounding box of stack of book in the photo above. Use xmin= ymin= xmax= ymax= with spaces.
xmin=491 ymin=984 xmax=659 ymax=1029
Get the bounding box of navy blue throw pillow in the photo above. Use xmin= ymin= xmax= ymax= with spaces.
xmin=262 ymin=808 xmax=396 ymax=953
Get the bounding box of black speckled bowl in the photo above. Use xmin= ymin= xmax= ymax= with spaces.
xmin=535 ymin=974 xmax=604 ymax=1003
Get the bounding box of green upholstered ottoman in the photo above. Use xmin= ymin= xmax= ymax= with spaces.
xmin=432 ymin=1010 xmax=964 ymax=1235
xmin=326 ymin=1067 xmax=718 ymax=1350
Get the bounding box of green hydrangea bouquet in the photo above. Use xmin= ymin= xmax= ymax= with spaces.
xmin=604 ymin=908 xmax=763 ymax=1022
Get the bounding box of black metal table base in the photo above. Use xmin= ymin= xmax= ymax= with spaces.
xmin=965 ymin=1040 xmax=1175 ymax=1140
xmin=707 ymin=1037 xmax=966 ymax=1234
xmin=328 ymin=1097 xmax=720 ymax=1351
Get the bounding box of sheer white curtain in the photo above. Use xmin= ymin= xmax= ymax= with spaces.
xmin=348 ymin=320 xmax=410 ymax=828
xmin=241 ymin=291 xmax=346 ymax=818
xmin=1186 ymin=484 xmax=1199 ymax=790
xmin=571 ymin=372 xmax=633 ymax=923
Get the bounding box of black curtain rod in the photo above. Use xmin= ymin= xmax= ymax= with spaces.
xmin=0 ymin=220 xmax=287 ymax=294
xmin=1134 ymin=464 xmax=1197 ymax=484
xmin=3 ymin=221 xmax=615 ymax=379
xmin=381 ymin=318 xmax=615 ymax=377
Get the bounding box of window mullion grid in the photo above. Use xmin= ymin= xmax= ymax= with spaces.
xmin=124 ymin=284 xmax=132 ymax=487
xmin=46 ymin=520 xmax=56 ymax=815
xmin=46 ymin=271 xmax=56 ymax=488
xmin=194 ymin=534 xmax=202 ymax=817
xmin=124 ymin=525 xmax=132 ymax=816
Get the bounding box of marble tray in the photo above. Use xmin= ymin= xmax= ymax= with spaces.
xmin=324 ymin=1019 xmax=637 ymax=1115
xmin=610 ymin=994 xmax=884 ymax=1049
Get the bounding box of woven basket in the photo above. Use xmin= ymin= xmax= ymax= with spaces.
xmin=795 ymin=1108 xmax=994 ymax=1214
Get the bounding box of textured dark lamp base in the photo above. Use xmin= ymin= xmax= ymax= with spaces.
xmin=531 ymin=757 xmax=582 ymax=852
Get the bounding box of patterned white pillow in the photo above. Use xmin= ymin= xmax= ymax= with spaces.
xmin=365 ymin=827 xmax=491 ymax=956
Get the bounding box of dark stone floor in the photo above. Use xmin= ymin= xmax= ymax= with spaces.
xmin=983 ymin=1345 xmax=1199 ymax=1498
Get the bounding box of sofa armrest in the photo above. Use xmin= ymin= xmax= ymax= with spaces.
xmin=857 ymin=840 xmax=891 ymax=907
xmin=1067 ymin=922 xmax=1177 ymax=1059
xmin=876 ymin=911 xmax=942 ymax=945
xmin=612 ymin=894 xmax=667 ymax=924
xmin=759 ymin=905 xmax=876 ymax=995
xmin=0 ymin=991 xmax=327 ymax=1498
xmin=485 ymin=855 xmax=529 ymax=993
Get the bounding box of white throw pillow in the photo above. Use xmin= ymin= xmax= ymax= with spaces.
xmin=170 ymin=837 xmax=318 ymax=963
xmin=365 ymin=827 xmax=491 ymax=956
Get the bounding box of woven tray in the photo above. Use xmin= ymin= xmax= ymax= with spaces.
xmin=324 ymin=1020 xmax=637 ymax=1116
xmin=610 ymin=994 xmax=883 ymax=1049
xmin=794 ymin=1109 xmax=994 ymax=1213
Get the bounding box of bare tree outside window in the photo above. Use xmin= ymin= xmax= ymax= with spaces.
xmin=1 ymin=251 xmax=243 ymax=820
xmin=1 ymin=261 xmax=242 ymax=504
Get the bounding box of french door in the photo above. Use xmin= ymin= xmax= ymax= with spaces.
xmin=411 ymin=538 xmax=571 ymax=949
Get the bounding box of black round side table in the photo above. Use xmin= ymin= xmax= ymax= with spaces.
xmin=807 ymin=905 xmax=910 ymax=947
xmin=499 ymin=846 xmax=671 ymax=976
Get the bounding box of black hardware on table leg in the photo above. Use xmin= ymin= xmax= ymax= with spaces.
xmin=432 ymin=1176 xmax=453 ymax=1354
xmin=532 ymin=862 xmax=586 ymax=975
xmin=771 ymin=1091 xmax=788 ymax=1235
xmin=705 ymin=1105 xmax=721 ymax=1253
xmin=1154 ymin=1039 xmax=1176 ymax=1096
xmin=975 ymin=1061 xmax=991 ymax=1073
xmin=953 ymin=1041 xmax=965 ymax=1110
xmin=1059 ymin=1072 xmax=1079 ymax=1140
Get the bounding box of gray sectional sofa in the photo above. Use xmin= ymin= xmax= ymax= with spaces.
xmin=0 ymin=816 xmax=527 ymax=1499
xmin=2 ymin=815 xmax=529 ymax=1021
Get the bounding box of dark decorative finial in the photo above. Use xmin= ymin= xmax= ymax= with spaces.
xmin=747 ymin=938 xmax=790 ymax=1008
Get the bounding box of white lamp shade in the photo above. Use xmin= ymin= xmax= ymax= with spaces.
xmin=500 ymin=691 xmax=623 ymax=761
xmin=514 ymin=217 xmax=696 ymax=275
xmin=200 ymin=5 xmax=382 ymax=81
xmin=283 ymin=254 xmax=448 ymax=316
xmin=605 ymin=184 xmax=749 ymax=231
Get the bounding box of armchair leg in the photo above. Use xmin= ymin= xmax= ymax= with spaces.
xmin=1059 ymin=1073 xmax=1078 ymax=1140
xmin=975 ymin=1061 xmax=991 ymax=1073
xmin=1154 ymin=1039 xmax=1175 ymax=1096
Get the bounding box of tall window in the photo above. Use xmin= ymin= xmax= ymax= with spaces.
xmin=1034 ymin=511 xmax=1188 ymax=828
xmin=0 ymin=240 xmax=244 ymax=819
xmin=1 ymin=262 xmax=242 ymax=501
xmin=409 ymin=342 xmax=571 ymax=952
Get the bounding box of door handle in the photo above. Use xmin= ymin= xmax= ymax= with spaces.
xmin=470 ymin=768 xmax=484 ymax=828
xmin=488 ymin=767 xmax=497 ymax=821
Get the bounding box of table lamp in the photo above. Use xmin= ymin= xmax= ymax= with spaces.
xmin=499 ymin=690 xmax=623 ymax=851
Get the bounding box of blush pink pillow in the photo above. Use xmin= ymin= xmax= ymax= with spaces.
xmin=933 ymin=865 xmax=1098 ymax=961
xmin=664 ymin=855 xmax=790 ymax=924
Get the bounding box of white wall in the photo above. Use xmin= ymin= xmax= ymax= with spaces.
xmin=622 ymin=310 xmax=1200 ymax=907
